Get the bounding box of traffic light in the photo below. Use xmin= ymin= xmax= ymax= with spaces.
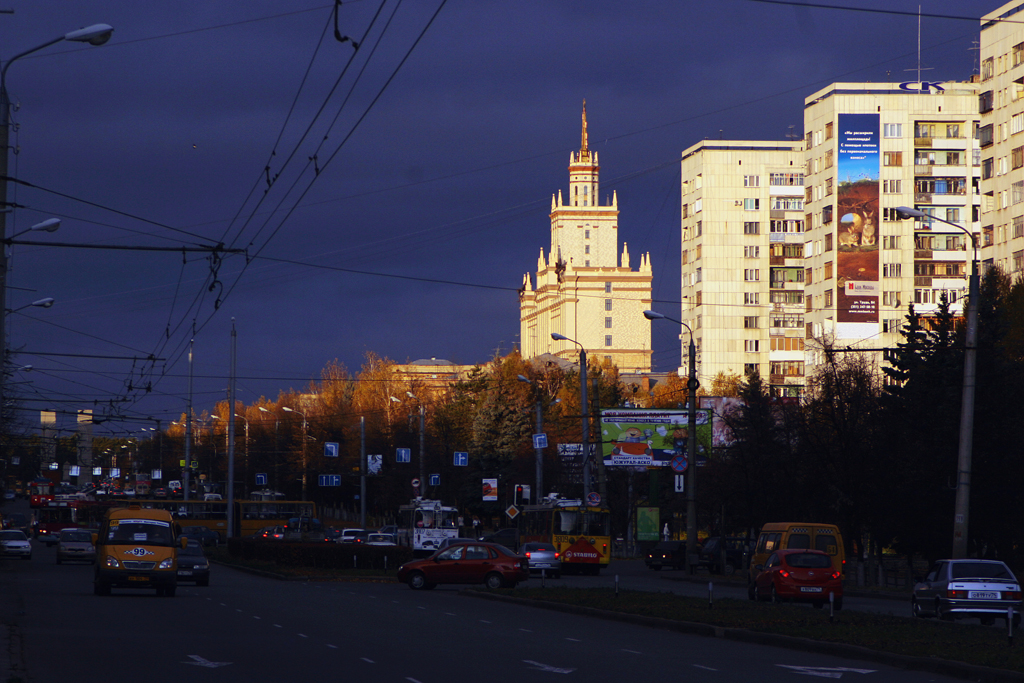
xmin=515 ymin=485 xmax=524 ymax=504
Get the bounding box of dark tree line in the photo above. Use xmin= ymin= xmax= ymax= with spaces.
xmin=702 ymin=268 xmax=1024 ymax=572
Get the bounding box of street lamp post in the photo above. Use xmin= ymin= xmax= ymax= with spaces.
xmin=258 ymin=406 xmax=279 ymax=494
xmin=234 ymin=413 xmax=249 ymax=497
xmin=550 ymin=333 xmax=591 ymax=501
xmin=282 ymin=406 xmax=308 ymax=500
xmin=644 ymin=309 xmax=701 ymax=570
xmin=517 ymin=374 xmax=556 ymax=501
xmin=406 ymin=392 xmax=426 ymax=498
xmin=896 ymin=206 xmax=978 ymax=559
xmin=0 ymin=24 xmax=113 ymax=439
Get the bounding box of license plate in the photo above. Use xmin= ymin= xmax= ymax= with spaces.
xmin=969 ymin=591 xmax=999 ymax=599
xmin=800 ymin=586 xmax=823 ymax=593
xmin=178 ymin=570 xmax=192 ymax=576
xmin=128 ymin=576 xmax=148 ymax=582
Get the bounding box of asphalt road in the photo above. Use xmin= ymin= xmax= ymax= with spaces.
xmin=0 ymin=538 xmax=978 ymax=683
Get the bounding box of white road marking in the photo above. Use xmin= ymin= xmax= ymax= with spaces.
xmin=298 ymin=633 xmax=308 ymax=638
xmin=565 ymin=637 xmax=581 ymax=642
xmin=523 ymin=660 xmax=576 ymax=674
xmin=236 ymin=609 xmax=243 ymax=612
xmin=520 ymin=628 xmax=533 ymax=632
xmin=183 ymin=655 xmax=231 ymax=668
xmin=273 ymin=624 xmax=282 ymax=628
xmin=361 ymin=657 xmax=375 ymax=663
xmin=621 ymin=649 xmax=642 ymax=654
xmin=480 ymin=620 xmax=492 ymax=624
xmin=327 ymin=644 xmax=337 ymax=649
xmin=253 ymin=616 xmax=260 ymax=620
xmin=777 ymin=665 xmax=876 ymax=679
xmin=693 ymin=664 xmax=718 ymax=671
xmin=406 ymin=678 xmax=424 ymax=683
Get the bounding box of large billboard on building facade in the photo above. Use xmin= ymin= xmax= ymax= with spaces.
xmin=599 ymin=408 xmax=710 ymax=467
xmin=836 ymin=113 xmax=880 ymax=333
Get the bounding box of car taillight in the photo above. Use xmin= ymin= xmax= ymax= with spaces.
xmin=779 ymin=570 xmax=790 ymax=578
xmin=947 ymin=589 xmax=968 ymax=599
xmin=831 ymin=571 xmax=841 ymax=580
xmin=554 ymin=552 xmax=560 ymax=559
xmin=1004 ymin=591 xmax=1022 ymax=600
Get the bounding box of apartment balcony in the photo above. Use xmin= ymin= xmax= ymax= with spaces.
xmin=915 ymin=276 xmax=933 ymax=287
xmin=915 ymin=137 xmax=933 ymax=148
xmin=914 ymin=249 xmax=933 ymax=259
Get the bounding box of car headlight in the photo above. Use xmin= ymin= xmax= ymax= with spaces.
xmin=104 ymin=556 xmax=120 ymax=568
xmin=196 ymin=560 xmax=209 ymax=569
xmin=159 ymin=557 xmax=174 ymax=569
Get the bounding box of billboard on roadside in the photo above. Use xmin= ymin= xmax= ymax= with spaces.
xmin=599 ymin=408 xmax=710 ymax=467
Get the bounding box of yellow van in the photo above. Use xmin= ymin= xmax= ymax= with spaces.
xmin=93 ymin=504 xmax=185 ymax=597
xmin=748 ymin=522 xmax=846 ymax=583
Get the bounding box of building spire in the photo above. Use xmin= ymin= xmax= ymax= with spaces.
xmin=581 ymin=99 xmax=589 ymax=156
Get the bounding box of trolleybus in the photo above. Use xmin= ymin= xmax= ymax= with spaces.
xmin=397 ymin=499 xmax=459 ymax=556
xmin=520 ymin=495 xmax=612 ymax=574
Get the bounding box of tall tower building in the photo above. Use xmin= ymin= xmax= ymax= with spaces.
xmin=679 ymin=141 xmax=807 ymax=396
xmin=979 ymin=1 xmax=1024 ymax=275
xmin=802 ymin=83 xmax=980 ymax=370
xmin=520 ymin=103 xmax=652 ymax=372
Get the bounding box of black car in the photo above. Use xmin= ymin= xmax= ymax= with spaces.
xmin=644 ymin=541 xmax=686 ymax=571
xmin=181 ymin=525 xmax=221 ymax=547
xmin=698 ymin=536 xmax=753 ymax=575
xmin=176 ymin=539 xmax=210 ymax=586
xmin=479 ymin=528 xmax=519 ymax=550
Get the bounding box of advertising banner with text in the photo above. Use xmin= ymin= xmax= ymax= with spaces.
xmin=599 ymin=409 xmax=710 ymax=467
xmin=837 ymin=113 xmax=880 ymax=327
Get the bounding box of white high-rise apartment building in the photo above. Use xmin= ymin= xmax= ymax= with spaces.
xmin=679 ymin=141 xmax=807 ymax=396
xmin=803 ymin=83 xmax=980 ymax=368
xmin=979 ymin=1 xmax=1024 ymax=275
xmin=520 ymin=104 xmax=652 ymax=372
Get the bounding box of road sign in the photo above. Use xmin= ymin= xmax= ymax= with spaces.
xmin=411 ymin=478 xmax=421 ymax=489
xmin=318 ymin=474 xmax=341 ymax=487
xmin=675 ymin=474 xmax=685 ymax=492
xmin=396 ymin=448 xmax=411 ymax=463
xmin=670 ymin=454 xmax=688 ymax=473
xmin=453 ymin=451 xmax=468 ymax=466
xmin=70 ymin=466 xmax=81 ymax=477
xmin=429 ymin=474 xmax=440 ymax=486
xmin=586 ymin=491 xmax=601 ymax=507
xmin=532 ymin=433 xmax=548 ymax=449
xmin=255 ymin=473 xmax=267 ymax=486
xmin=506 ymin=505 xmax=519 ymax=520
xmin=367 ymin=454 xmax=382 ymax=475
xmin=152 ymin=469 xmax=162 ymax=480
xmin=324 ymin=442 xmax=339 ymax=458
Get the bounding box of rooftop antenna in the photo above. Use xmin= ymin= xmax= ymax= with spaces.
xmin=903 ymin=5 xmax=933 ymax=84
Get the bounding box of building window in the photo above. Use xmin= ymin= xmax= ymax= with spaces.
xmin=604 ymin=282 xmax=612 ymax=293
xmin=883 ymin=318 xmax=900 ymax=334
xmin=883 ymin=291 xmax=901 ymax=307
xmin=744 ymin=175 xmax=760 ymax=187
xmin=882 ymin=179 xmax=902 ymax=193
xmin=883 ymin=263 xmax=902 ymax=278
xmin=744 ymin=221 xmax=760 ymax=234
xmin=605 ymin=317 xmax=612 ymax=329
xmin=744 ymin=245 xmax=760 ymax=258
xmin=744 ymin=292 xmax=759 ymax=305
xmin=585 ymin=245 xmax=590 ymax=254
xmin=883 ymin=123 xmax=902 ymax=138
xmin=605 ymin=299 xmax=612 ymax=311
xmin=1014 ymin=216 xmax=1024 ymax=239
xmin=823 ymin=205 xmax=833 ymax=224
xmin=772 ymin=197 xmax=804 ymax=211
xmin=883 ymin=235 xmax=900 ymax=249
xmin=744 ymin=269 xmax=760 ymax=281
xmin=744 ymin=363 xmax=759 ymax=376
xmin=744 ymin=340 xmax=759 ymax=353
xmin=694 ymin=198 xmax=703 ymax=213
xmin=824 ymin=288 xmax=833 ymax=307
xmin=770 ymin=361 xmax=805 ymax=377
xmin=744 ymin=198 xmax=760 ymax=211
xmin=983 ymin=157 xmax=994 ymax=180
xmin=604 ymin=335 xmax=612 ymax=347
xmin=883 ymin=152 xmax=903 ymax=166
xmin=585 ymin=260 xmax=590 ymax=267
xmin=744 ymin=316 xmax=759 ymax=329
xmin=824 ymin=262 xmax=833 ymax=280
xmin=825 ymin=233 xmax=833 ymax=252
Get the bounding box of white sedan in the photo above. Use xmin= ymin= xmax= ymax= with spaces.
xmin=0 ymin=530 xmax=32 ymax=560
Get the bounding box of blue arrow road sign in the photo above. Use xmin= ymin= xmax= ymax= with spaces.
xmin=318 ymin=474 xmax=341 ymax=487
xmin=324 ymin=442 xmax=339 ymax=457
xmin=396 ymin=448 xmax=411 ymax=463
xmin=453 ymin=451 xmax=468 ymax=466
xmin=533 ymin=433 xmax=548 ymax=449
xmin=429 ymin=474 xmax=440 ymax=486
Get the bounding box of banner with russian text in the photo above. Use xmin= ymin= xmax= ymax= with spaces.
xmin=837 ymin=113 xmax=880 ymax=328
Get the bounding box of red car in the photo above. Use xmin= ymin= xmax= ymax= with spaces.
xmin=749 ymin=548 xmax=843 ymax=609
xmin=397 ymin=541 xmax=529 ymax=590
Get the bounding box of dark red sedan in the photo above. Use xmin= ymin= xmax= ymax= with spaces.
xmin=397 ymin=541 xmax=529 ymax=590
xmin=749 ymin=548 xmax=843 ymax=609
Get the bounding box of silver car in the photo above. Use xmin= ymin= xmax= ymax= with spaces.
xmin=0 ymin=529 xmax=31 ymax=560
xmin=56 ymin=528 xmax=96 ymax=564
xmin=522 ymin=541 xmax=561 ymax=578
xmin=912 ymin=559 xmax=1022 ymax=627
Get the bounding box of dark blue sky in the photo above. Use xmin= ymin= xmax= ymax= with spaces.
xmin=1 ymin=1 xmax=985 ymax=437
